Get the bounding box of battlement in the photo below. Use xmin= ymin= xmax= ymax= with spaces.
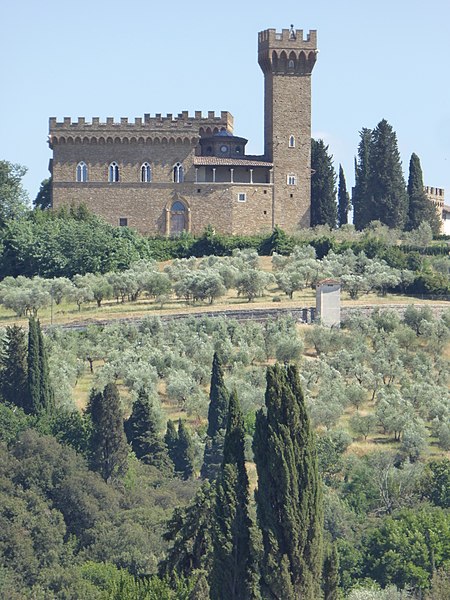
xmin=258 ymin=27 xmax=317 ymax=50
xmin=49 ymin=111 xmax=234 ymax=132
xmin=425 ymin=186 xmax=445 ymax=207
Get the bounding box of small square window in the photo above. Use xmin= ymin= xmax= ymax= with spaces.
xmin=263 ymin=210 xmax=267 ymax=215
xmin=197 ymin=189 xmax=201 ymax=193
xmin=263 ymin=190 xmax=267 ymax=194
xmin=290 ymin=194 xmax=294 ymax=198
xmin=238 ymin=192 xmax=246 ymax=202
xmin=119 ymin=218 xmax=128 ymax=227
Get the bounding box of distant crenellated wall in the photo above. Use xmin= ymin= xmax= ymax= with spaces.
xmin=49 ymin=111 xmax=234 ymax=147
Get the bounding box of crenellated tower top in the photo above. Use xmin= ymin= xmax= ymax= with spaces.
xmin=258 ymin=26 xmax=318 ymax=75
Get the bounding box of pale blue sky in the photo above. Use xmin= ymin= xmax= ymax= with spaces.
xmin=2 ymin=0 xmax=450 ymax=205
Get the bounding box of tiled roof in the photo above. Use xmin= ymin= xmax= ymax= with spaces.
xmin=194 ymin=156 xmax=273 ymax=167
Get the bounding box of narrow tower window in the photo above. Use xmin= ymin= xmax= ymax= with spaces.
xmin=141 ymin=162 xmax=152 ymax=182
xmin=173 ymin=162 xmax=184 ymax=183
xmin=76 ymin=161 xmax=88 ymax=182
xmin=287 ymin=174 xmax=297 ymax=185
xmin=289 ymin=135 xmax=295 ymax=148
xmin=109 ymin=162 xmax=120 ymax=182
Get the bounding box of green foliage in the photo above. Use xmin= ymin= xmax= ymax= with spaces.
xmin=0 ymin=324 xmax=28 ymax=411
xmin=407 ymin=154 xmax=441 ymax=235
xmin=0 ymin=160 xmax=29 ymax=227
xmin=311 ymin=138 xmax=338 ymax=227
xmin=176 ymin=420 xmax=195 ymax=480
xmin=363 ymin=507 xmax=450 ymax=590
xmin=323 ymin=543 xmax=340 ymax=600
xmin=26 ymin=317 xmax=54 ymax=416
xmin=160 ymin=482 xmax=215 ymax=579
xmin=422 ymin=460 xmax=450 ymax=508
xmin=34 ymin=178 xmax=52 ymax=210
xmin=87 ymin=383 xmax=129 ymax=482
xmin=125 ymin=389 xmax=173 ymax=474
xmin=353 ymin=128 xmax=373 ymax=230
xmin=338 ymin=164 xmax=350 ymax=227
xmin=253 ymin=364 xmax=323 ymax=599
xmin=210 ymin=390 xmax=257 ymax=599
xmin=206 ymin=353 xmax=229 ymax=439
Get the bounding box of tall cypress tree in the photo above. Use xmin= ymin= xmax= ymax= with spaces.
xmin=368 ymin=119 xmax=408 ymax=229
xmin=87 ymin=383 xmax=128 ymax=482
xmin=253 ymin=364 xmax=323 ymax=600
xmin=201 ymin=352 xmax=229 ymax=480
xmin=27 ymin=317 xmax=41 ymax=414
xmin=0 ymin=325 xmax=29 ymax=412
xmin=177 ymin=419 xmax=195 ymax=480
xmin=125 ymin=389 xmax=173 ymax=474
xmin=338 ymin=164 xmax=350 ymax=226
xmin=323 ymin=543 xmax=340 ymax=600
xmin=353 ymin=128 xmax=373 ymax=229
xmin=165 ymin=419 xmax=179 ymax=469
xmin=37 ymin=319 xmax=54 ymax=413
xmin=210 ymin=390 xmax=257 ymax=600
xmin=311 ymin=139 xmax=337 ymax=228
xmin=407 ymin=152 xmax=441 ymax=234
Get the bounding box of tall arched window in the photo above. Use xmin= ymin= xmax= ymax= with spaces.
xmin=109 ymin=161 xmax=120 ymax=182
xmin=289 ymin=135 xmax=295 ymax=148
xmin=173 ymin=162 xmax=184 ymax=183
xmin=76 ymin=161 xmax=88 ymax=182
xmin=141 ymin=162 xmax=152 ymax=182
xmin=170 ymin=201 xmax=187 ymax=235
xmin=288 ymin=59 xmax=295 ymax=69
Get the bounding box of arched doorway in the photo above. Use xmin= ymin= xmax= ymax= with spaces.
xmin=170 ymin=201 xmax=187 ymax=235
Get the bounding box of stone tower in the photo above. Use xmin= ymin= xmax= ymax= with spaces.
xmin=258 ymin=26 xmax=317 ymax=230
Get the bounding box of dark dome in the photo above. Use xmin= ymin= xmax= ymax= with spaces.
xmin=214 ymin=130 xmax=234 ymax=137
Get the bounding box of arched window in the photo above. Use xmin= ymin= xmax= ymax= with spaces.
xmin=76 ymin=161 xmax=88 ymax=182
xmin=170 ymin=201 xmax=187 ymax=235
xmin=288 ymin=59 xmax=295 ymax=69
xmin=289 ymin=135 xmax=295 ymax=148
xmin=287 ymin=174 xmax=297 ymax=185
xmin=109 ymin=161 xmax=120 ymax=182
xmin=141 ymin=162 xmax=152 ymax=182
xmin=173 ymin=162 xmax=184 ymax=183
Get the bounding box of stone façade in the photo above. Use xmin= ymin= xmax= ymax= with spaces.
xmin=49 ymin=27 xmax=317 ymax=236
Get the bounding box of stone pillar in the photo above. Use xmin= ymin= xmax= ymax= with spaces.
xmin=230 ymin=168 xmax=234 ymax=183
xmin=212 ymin=168 xmax=216 ymax=183
xmin=165 ymin=208 xmax=171 ymax=236
xmin=250 ymin=169 xmax=253 ymax=184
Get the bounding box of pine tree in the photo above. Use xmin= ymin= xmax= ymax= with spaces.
xmin=353 ymin=128 xmax=373 ymax=229
xmin=159 ymin=481 xmax=215 ymax=578
xmin=125 ymin=389 xmax=173 ymax=474
xmin=210 ymin=390 xmax=258 ymax=600
xmin=201 ymin=352 xmax=229 ymax=480
xmin=407 ymin=152 xmax=441 ymax=234
xmin=253 ymin=364 xmax=323 ymax=600
xmin=87 ymin=383 xmax=128 ymax=482
xmin=177 ymin=419 xmax=195 ymax=480
xmin=0 ymin=325 xmax=29 ymax=412
xmin=338 ymin=164 xmax=350 ymax=226
xmin=323 ymin=543 xmax=340 ymax=600
xmin=311 ymin=139 xmax=337 ymax=227
xmin=368 ymin=119 xmax=408 ymax=229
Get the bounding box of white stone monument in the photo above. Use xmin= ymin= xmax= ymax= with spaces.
xmin=316 ymin=279 xmax=341 ymax=327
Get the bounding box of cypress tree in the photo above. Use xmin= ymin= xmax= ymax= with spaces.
xmin=353 ymin=128 xmax=373 ymax=229
xmin=338 ymin=164 xmax=350 ymax=226
xmin=368 ymin=119 xmax=408 ymax=229
xmin=407 ymin=152 xmax=441 ymax=234
xmin=87 ymin=383 xmax=128 ymax=482
xmin=206 ymin=352 xmax=229 ymax=437
xmin=177 ymin=419 xmax=195 ymax=480
xmin=210 ymin=390 xmax=257 ymax=600
xmin=201 ymin=352 xmax=229 ymax=480
xmin=125 ymin=389 xmax=173 ymax=474
xmin=0 ymin=325 xmax=29 ymax=412
xmin=253 ymin=364 xmax=323 ymax=600
xmin=311 ymin=139 xmax=337 ymax=228
xmin=323 ymin=543 xmax=340 ymax=600
xmin=165 ymin=419 xmax=179 ymax=469
xmin=27 ymin=317 xmax=41 ymax=414
xmin=37 ymin=319 xmax=54 ymax=413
